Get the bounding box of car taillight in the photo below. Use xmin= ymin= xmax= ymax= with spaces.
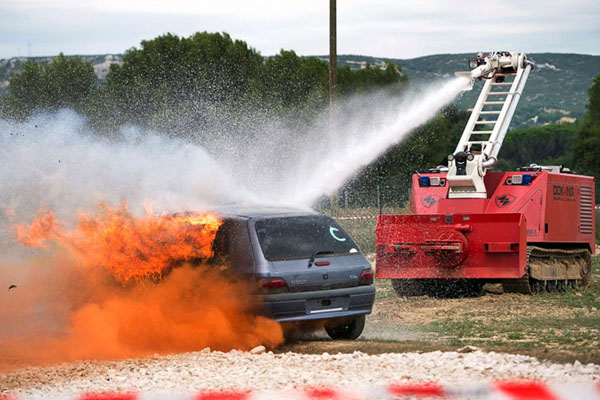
xmin=258 ymin=277 xmax=287 ymax=289
xmin=360 ymin=269 xmax=374 ymax=285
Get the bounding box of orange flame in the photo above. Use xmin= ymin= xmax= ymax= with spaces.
xmin=15 ymin=203 xmax=222 ymax=283
xmin=2 ymin=202 xmax=283 ymax=369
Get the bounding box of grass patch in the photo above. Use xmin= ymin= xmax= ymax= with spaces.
xmin=402 ymin=257 xmax=600 ymax=362
xmin=507 ymin=332 xmax=524 ymax=340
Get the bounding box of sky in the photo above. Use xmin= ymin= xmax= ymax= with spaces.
xmin=1 ymin=0 xmax=599 ymax=60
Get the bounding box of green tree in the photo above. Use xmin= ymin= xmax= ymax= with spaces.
xmin=6 ymin=53 xmax=96 ymax=118
xmin=338 ymin=63 xmax=408 ymax=96
xmin=106 ymin=32 xmax=264 ymax=127
xmin=258 ymin=54 xmax=409 ymax=119
xmin=574 ymin=73 xmax=600 ymax=178
xmin=2 ymin=31 xmax=412 ymax=135
xmin=573 ymin=72 xmax=600 ymax=240
xmin=496 ymin=123 xmax=577 ymax=171
xmin=259 ymin=50 xmax=328 ymax=110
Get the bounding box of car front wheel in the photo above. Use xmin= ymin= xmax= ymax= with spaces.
xmin=324 ymin=315 xmax=365 ymax=340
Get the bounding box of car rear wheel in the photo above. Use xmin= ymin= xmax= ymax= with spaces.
xmin=324 ymin=315 xmax=365 ymax=340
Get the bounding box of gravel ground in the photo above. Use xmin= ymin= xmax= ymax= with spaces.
xmin=2 ymin=349 xmax=599 ymax=398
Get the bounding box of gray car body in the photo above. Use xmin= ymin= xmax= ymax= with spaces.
xmin=211 ymin=205 xmax=376 ymax=323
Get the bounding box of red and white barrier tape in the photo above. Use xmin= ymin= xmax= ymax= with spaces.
xmin=334 ymin=215 xmax=378 ymax=221
xmin=6 ymin=382 xmax=600 ymax=400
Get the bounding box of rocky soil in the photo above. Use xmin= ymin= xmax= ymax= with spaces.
xmin=2 ymin=349 xmax=599 ymax=398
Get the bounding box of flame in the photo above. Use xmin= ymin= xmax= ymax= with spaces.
xmin=2 ymin=203 xmax=284 ymax=368
xmin=15 ymin=203 xmax=222 ymax=284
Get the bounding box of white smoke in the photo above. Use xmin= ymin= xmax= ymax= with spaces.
xmin=0 ymin=77 xmax=468 ymax=223
xmin=0 ymin=111 xmax=254 ymax=222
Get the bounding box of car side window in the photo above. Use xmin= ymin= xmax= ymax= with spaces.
xmin=208 ymin=220 xmax=231 ymax=271
xmin=207 ymin=219 xmax=255 ymax=275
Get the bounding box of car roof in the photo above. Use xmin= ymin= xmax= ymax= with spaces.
xmin=211 ymin=204 xmax=321 ymax=219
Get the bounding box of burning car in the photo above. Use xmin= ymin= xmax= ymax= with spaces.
xmin=207 ymin=206 xmax=375 ymax=340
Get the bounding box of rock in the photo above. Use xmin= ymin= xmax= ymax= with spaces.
xmin=457 ymin=345 xmax=481 ymax=353
xmin=1 ymin=349 xmax=598 ymax=397
xmin=249 ymin=345 xmax=266 ymax=355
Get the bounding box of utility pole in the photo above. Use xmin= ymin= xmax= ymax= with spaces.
xmin=329 ymin=0 xmax=337 ymax=105
xmin=329 ymin=0 xmax=339 ymax=212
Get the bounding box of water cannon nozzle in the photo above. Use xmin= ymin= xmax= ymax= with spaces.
xmin=455 ymin=71 xmax=474 ymax=91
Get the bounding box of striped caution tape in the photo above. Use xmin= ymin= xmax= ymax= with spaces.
xmin=7 ymin=382 xmax=600 ymax=399
xmin=333 ymin=215 xmax=379 ymax=221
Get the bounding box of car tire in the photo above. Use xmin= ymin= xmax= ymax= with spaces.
xmin=324 ymin=315 xmax=366 ymax=340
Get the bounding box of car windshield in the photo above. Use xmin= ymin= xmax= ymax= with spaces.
xmin=255 ymin=215 xmax=359 ymax=261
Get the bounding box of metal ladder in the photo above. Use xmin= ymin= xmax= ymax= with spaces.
xmin=455 ymin=64 xmax=533 ymax=164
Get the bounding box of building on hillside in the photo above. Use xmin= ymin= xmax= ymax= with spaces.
xmin=345 ymin=60 xmax=387 ymax=70
xmin=557 ymin=116 xmax=577 ymax=124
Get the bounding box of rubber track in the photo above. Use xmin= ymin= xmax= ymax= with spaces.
xmin=502 ymin=246 xmax=592 ymax=294
xmin=501 ymin=248 xmax=533 ymax=294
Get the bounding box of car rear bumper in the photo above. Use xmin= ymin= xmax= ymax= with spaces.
xmin=260 ymin=285 xmax=375 ymax=323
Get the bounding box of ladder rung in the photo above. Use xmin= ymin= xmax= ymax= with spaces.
xmin=483 ymin=101 xmax=505 ymax=105
xmin=467 ymin=141 xmax=488 ymax=145
xmin=487 ymin=92 xmax=511 ymax=95
xmin=475 ymin=120 xmax=498 ymax=125
xmin=470 ymin=131 xmax=493 ymax=134
xmin=491 ymin=82 xmax=513 ymax=86
xmin=479 ymin=111 xmax=501 ymax=114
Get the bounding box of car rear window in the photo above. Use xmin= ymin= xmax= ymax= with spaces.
xmin=254 ymin=215 xmax=360 ymax=261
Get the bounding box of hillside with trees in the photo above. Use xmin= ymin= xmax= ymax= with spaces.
xmin=3 ymin=52 xmax=598 ymax=128
xmin=0 ymin=33 xmax=408 ymax=131
xmin=336 ymin=53 xmax=600 ymax=128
